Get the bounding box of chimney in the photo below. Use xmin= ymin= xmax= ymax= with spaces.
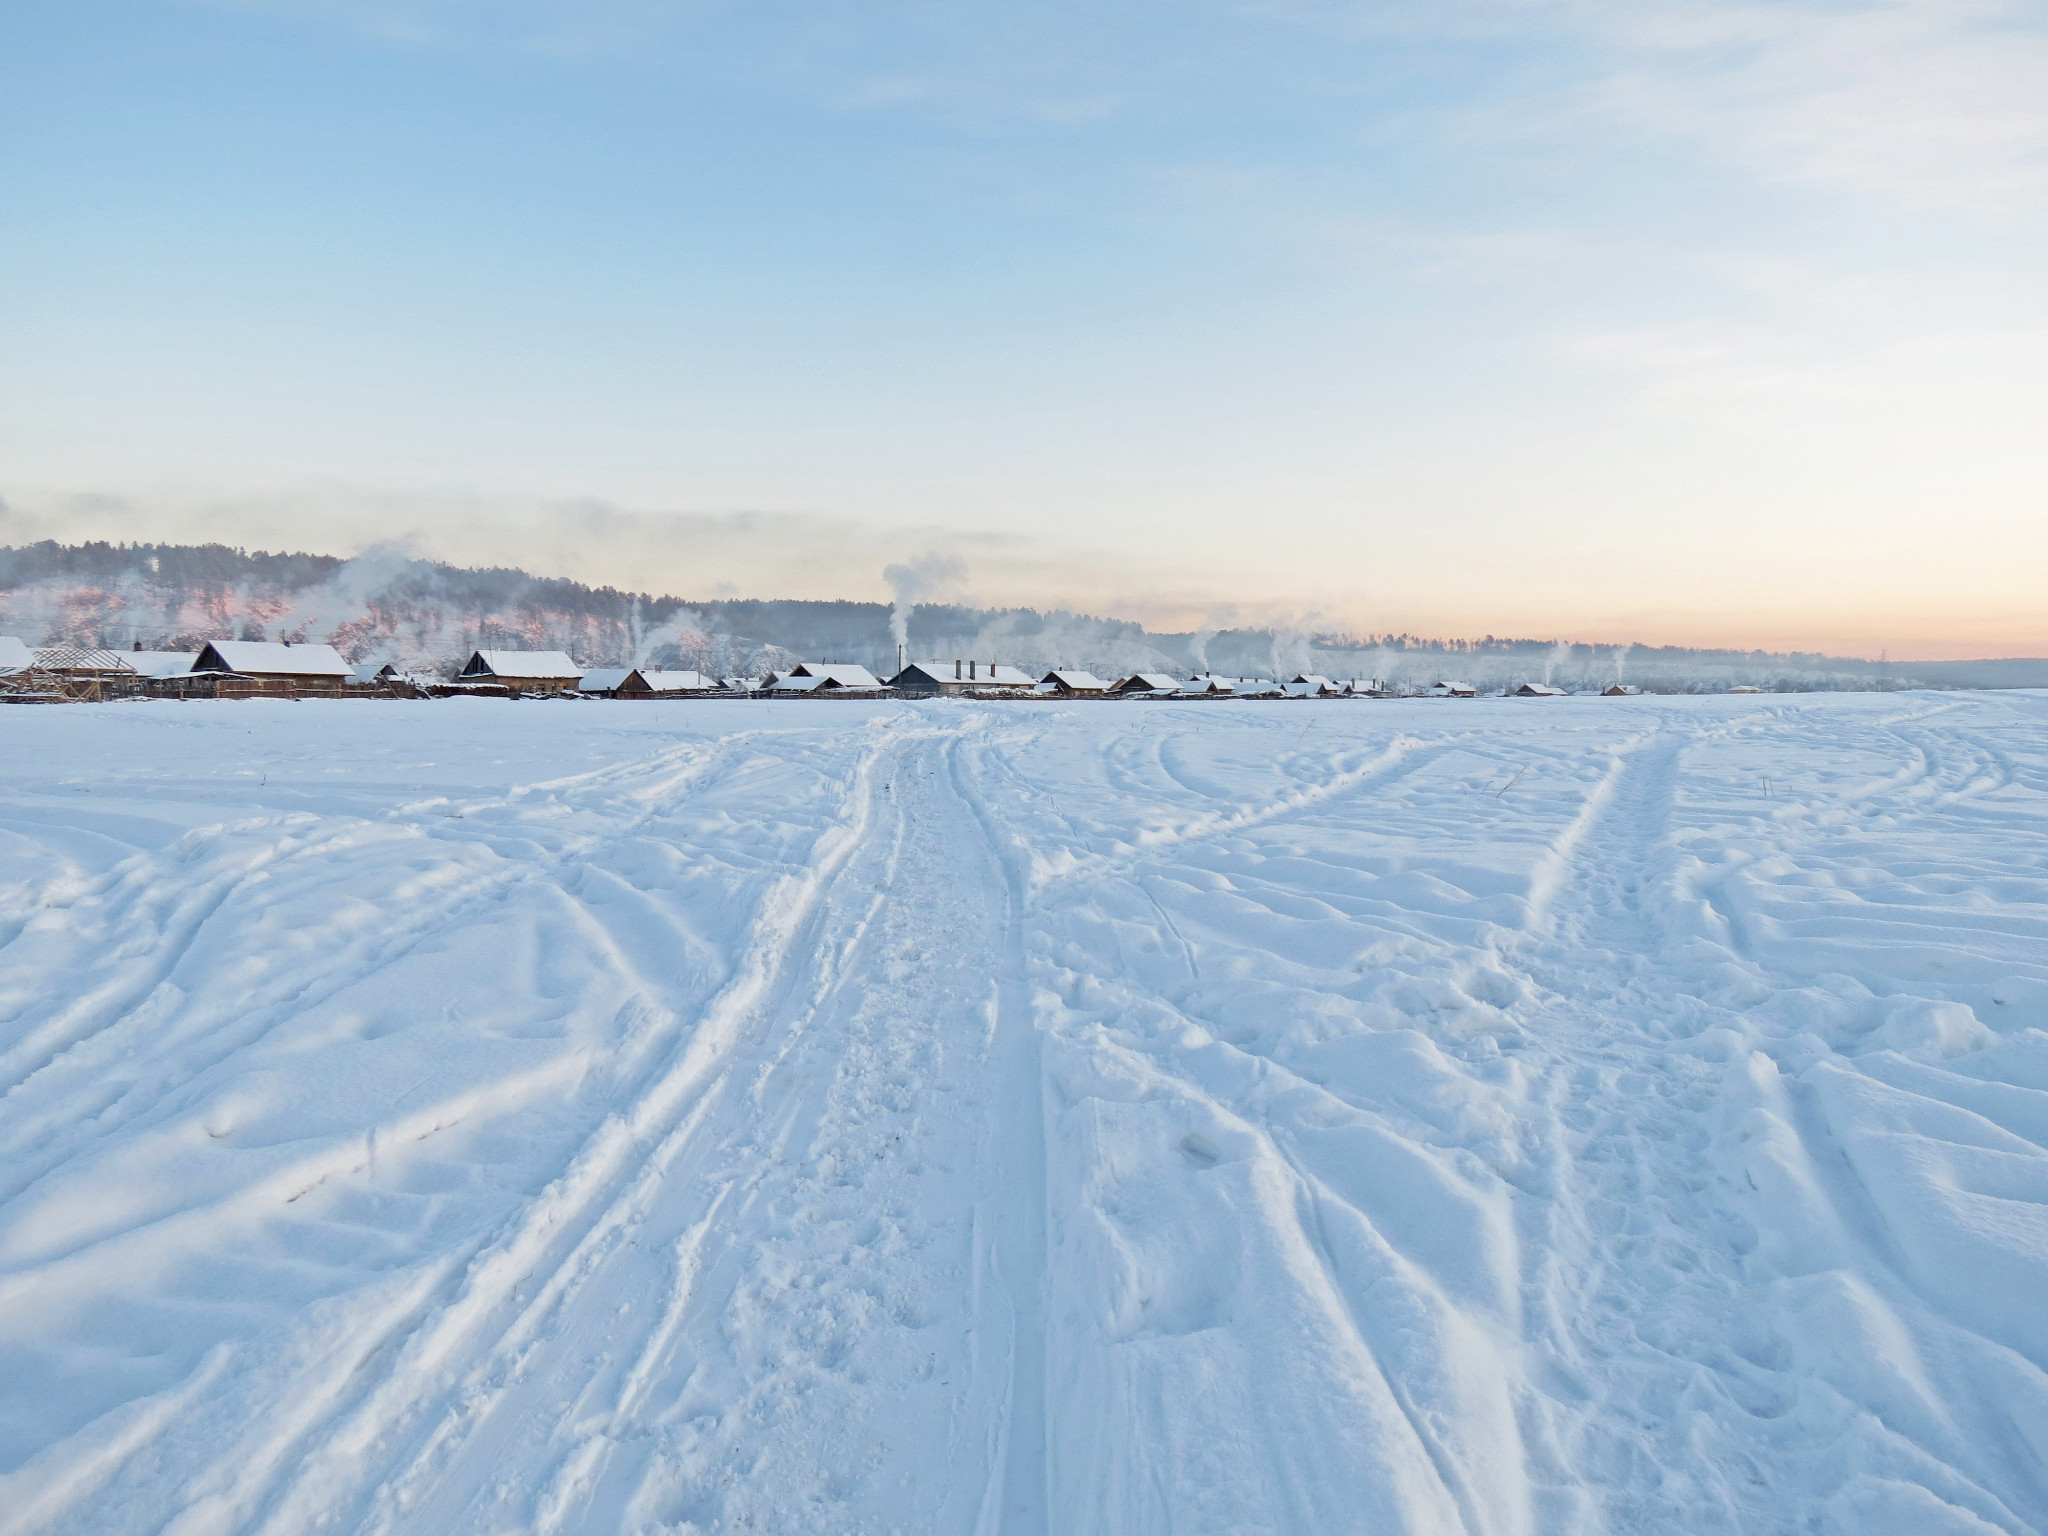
xmin=132 ymin=640 xmax=141 ymax=651
xmin=897 ymin=642 xmax=906 ymax=673
xmin=955 ymin=659 xmax=962 ymax=680
xmin=970 ymin=660 xmax=977 ymax=680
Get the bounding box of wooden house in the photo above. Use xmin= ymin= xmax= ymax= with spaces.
xmin=1601 ymin=684 xmax=1641 ymax=696
xmin=1514 ymin=683 xmax=1566 ymax=697
xmin=1111 ymin=673 xmax=1183 ymax=696
xmin=1425 ymin=680 xmax=1478 ymax=698
xmin=1037 ymin=669 xmax=1109 ymax=696
xmin=618 ymin=669 xmax=717 ymax=696
xmin=458 ymin=649 xmax=582 ymax=692
xmin=194 ymin=640 xmax=352 ymax=682
xmin=1179 ymin=675 xmax=1237 ymax=696
xmin=1285 ymin=674 xmax=1342 ymax=697
xmin=888 ymin=660 xmax=1034 ymax=696
xmin=768 ymin=662 xmax=885 ymax=694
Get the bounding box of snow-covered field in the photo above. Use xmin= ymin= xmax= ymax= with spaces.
xmin=3 ymin=692 xmax=2046 ymax=1535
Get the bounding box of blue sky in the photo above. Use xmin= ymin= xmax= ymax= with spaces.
xmin=3 ymin=0 xmax=2045 ymax=655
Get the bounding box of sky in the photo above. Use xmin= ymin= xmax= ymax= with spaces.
xmin=1 ymin=0 xmax=2044 ymax=658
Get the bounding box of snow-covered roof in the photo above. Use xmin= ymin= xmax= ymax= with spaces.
xmin=892 ymin=661 xmax=1033 ymax=689
xmin=579 ymin=668 xmax=633 ymax=693
xmin=0 ymin=636 xmax=34 ymax=675
xmin=1232 ymin=679 xmax=1284 ymax=697
xmin=195 ymin=641 xmax=352 ymax=678
xmin=33 ymin=645 xmax=138 ymax=674
xmin=631 ymin=670 xmax=714 ymax=693
xmin=1040 ymin=669 xmax=1109 ymax=692
xmin=1114 ymin=673 xmax=1182 ymax=693
xmin=1288 ymin=674 xmax=1334 ymax=689
xmin=462 ymin=649 xmax=581 ymax=681
xmin=1427 ymin=680 xmax=1476 ymax=696
xmin=1180 ymin=675 xmax=1236 ymax=695
xmin=721 ymin=677 xmax=760 ymax=692
xmin=131 ymin=651 xmax=198 ymax=679
xmin=1516 ymin=683 xmax=1566 ymax=696
xmin=784 ymin=662 xmax=883 ymax=689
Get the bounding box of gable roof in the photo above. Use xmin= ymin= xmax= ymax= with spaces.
xmin=1180 ymin=675 xmax=1236 ymax=695
xmin=0 ymin=636 xmax=36 ymax=674
xmin=1039 ymin=669 xmax=1109 ymax=691
xmin=784 ymin=662 xmax=882 ymax=689
xmin=1113 ymin=672 xmax=1182 ymax=694
xmin=33 ymin=645 xmax=139 ymax=674
xmin=578 ymin=668 xmax=634 ymax=693
xmin=194 ymin=640 xmax=351 ymax=678
xmin=1515 ymin=682 xmax=1566 ymax=696
xmin=462 ymin=649 xmax=581 ymax=680
xmin=630 ymin=670 xmax=715 ymax=693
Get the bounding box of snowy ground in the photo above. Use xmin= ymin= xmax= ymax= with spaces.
xmin=2 ymin=692 xmax=2046 ymax=1535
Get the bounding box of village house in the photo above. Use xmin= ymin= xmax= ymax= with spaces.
xmin=1514 ymin=683 xmax=1566 ymax=697
xmin=1426 ymin=680 xmax=1478 ymax=698
xmin=887 ymin=660 xmax=1035 ymax=696
xmin=618 ymin=669 xmax=717 ymax=696
xmin=577 ymin=667 xmax=633 ymax=696
xmin=1037 ymin=669 xmax=1110 ymax=696
xmin=1179 ymin=675 xmax=1237 ymax=696
xmin=767 ymin=662 xmax=885 ymax=694
xmin=1230 ymin=678 xmax=1285 ymax=698
xmin=1285 ymin=674 xmax=1341 ymax=698
xmin=1602 ymin=684 xmax=1642 ymax=696
xmin=193 ymin=640 xmax=352 ymax=685
xmin=190 ymin=638 xmax=354 ymax=700
xmin=1110 ymin=673 xmax=1183 ymax=696
xmin=457 ymin=649 xmax=583 ymax=693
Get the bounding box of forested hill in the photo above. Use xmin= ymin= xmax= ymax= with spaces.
xmin=2 ymin=540 xmax=2038 ymax=690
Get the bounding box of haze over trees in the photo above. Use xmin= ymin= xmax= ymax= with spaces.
xmin=2 ymin=540 xmax=2036 ymax=691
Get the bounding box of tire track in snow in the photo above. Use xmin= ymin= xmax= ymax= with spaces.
xmin=1499 ymin=713 xmax=2046 ymax=1532
xmin=129 ymin=718 xmax=1046 ymax=1536
xmin=0 ymin=730 xmax=781 ymax=1215
xmin=0 ymin=723 xmax=904 ymax=1535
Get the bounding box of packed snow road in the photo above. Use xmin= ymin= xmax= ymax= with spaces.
xmin=1 ymin=692 xmax=2045 ymax=1535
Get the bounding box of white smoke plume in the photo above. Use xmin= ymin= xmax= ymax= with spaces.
xmin=1188 ymin=606 xmax=1238 ymax=673
xmin=1542 ymin=639 xmax=1575 ymax=687
xmin=269 ymin=543 xmax=428 ymax=652
xmin=882 ymin=553 xmax=969 ymax=653
xmin=1613 ymin=643 xmax=1633 ymax=684
xmin=629 ymin=600 xmax=714 ymax=669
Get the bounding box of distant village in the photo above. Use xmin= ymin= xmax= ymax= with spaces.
xmin=0 ymin=636 xmax=1703 ymax=703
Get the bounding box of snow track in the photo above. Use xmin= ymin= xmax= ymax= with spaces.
xmin=4 ymin=694 xmax=2047 ymax=1533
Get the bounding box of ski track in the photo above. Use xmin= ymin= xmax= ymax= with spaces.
xmin=3 ymin=693 xmax=2047 ymax=1534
